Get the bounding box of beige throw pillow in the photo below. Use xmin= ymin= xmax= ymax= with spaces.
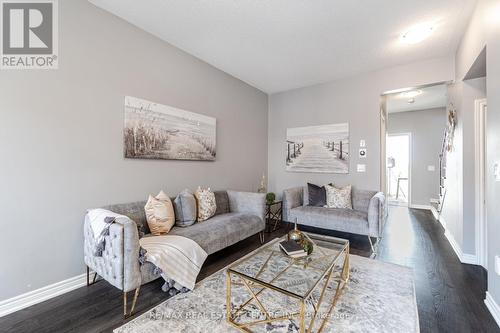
xmin=144 ymin=190 xmax=175 ymax=235
xmin=325 ymin=184 xmax=353 ymax=209
xmin=194 ymin=187 xmax=217 ymax=222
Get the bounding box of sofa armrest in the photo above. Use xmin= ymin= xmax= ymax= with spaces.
xmin=84 ymin=214 xmax=142 ymax=292
xmin=367 ymin=192 xmax=386 ymax=238
xmin=282 ymin=187 xmax=304 ymax=222
xmin=227 ymin=190 xmax=266 ymax=223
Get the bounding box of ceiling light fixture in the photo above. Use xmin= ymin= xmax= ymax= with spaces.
xmin=408 ymin=98 xmax=415 ymax=104
xmin=401 ymin=24 xmax=434 ymax=44
xmin=399 ymin=90 xmax=422 ymax=99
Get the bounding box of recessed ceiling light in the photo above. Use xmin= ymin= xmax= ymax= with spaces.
xmin=401 ymin=24 xmax=434 ymax=44
xmin=399 ymin=90 xmax=422 ymax=99
xmin=408 ymin=98 xmax=415 ymax=104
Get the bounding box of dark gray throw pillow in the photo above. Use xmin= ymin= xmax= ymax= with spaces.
xmin=307 ymin=183 xmax=326 ymax=207
xmin=174 ymin=189 xmax=197 ymax=227
xmin=214 ymin=191 xmax=230 ymax=215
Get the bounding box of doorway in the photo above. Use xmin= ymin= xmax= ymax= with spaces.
xmin=387 ymin=133 xmax=411 ymax=206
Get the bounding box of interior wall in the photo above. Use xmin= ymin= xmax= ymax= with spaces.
xmin=387 ymin=108 xmax=447 ymax=206
xmin=453 ymin=0 xmax=500 ymax=306
xmin=0 ymin=0 xmax=268 ymax=301
xmin=268 ymin=57 xmax=454 ymax=196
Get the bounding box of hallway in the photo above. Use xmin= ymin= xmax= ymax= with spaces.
xmin=378 ymin=206 xmax=498 ymax=333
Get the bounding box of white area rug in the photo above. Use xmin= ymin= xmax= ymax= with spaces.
xmin=115 ymin=243 xmax=419 ymax=333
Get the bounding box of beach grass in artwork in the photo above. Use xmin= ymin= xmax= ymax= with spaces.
xmin=124 ymin=96 xmax=216 ymax=161
xmin=286 ymin=123 xmax=349 ymax=173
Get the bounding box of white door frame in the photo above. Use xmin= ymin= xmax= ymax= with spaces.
xmin=387 ymin=132 xmax=412 ymax=207
xmin=380 ymin=104 xmax=387 ymax=194
xmin=474 ymin=98 xmax=487 ymax=269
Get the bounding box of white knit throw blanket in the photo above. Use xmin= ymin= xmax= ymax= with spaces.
xmin=139 ymin=235 xmax=208 ymax=290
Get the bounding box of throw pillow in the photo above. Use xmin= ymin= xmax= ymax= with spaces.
xmin=325 ymin=184 xmax=353 ymax=209
xmin=194 ymin=187 xmax=217 ymax=222
xmin=307 ymin=183 xmax=327 ymax=207
xmin=174 ymin=189 xmax=197 ymax=227
xmin=144 ymin=190 xmax=175 ymax=235
xmin=214 ymin=191 xmax=230 ymax=215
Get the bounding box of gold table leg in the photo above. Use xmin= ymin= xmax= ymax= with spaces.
xmin=226 ymin=245 xmax=350 ymax=333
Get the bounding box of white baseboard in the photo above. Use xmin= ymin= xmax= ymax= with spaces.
xmin=485 ymin=292 xmax=500 ymax=328
xmin=430 ymin=206 xmax=440 ymax=220
xmin=0 ymin=271 xmax=89 ymax=318
xmin=444 ymin=228 xmax=478 ymax=265
xmin=409 ymin=204 xmax=432 ymax=210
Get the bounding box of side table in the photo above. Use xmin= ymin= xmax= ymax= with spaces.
xmin=265 ymin=201 xmax=282 ymax=233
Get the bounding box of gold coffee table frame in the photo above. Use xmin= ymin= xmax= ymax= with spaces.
xmin=226 ymin=233 xmax=350 ymax=333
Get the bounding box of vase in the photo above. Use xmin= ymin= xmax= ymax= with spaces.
xmin=288 ymin=220 xmax=304 ymax=243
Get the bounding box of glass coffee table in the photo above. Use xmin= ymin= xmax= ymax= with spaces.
xmin=226 ymin=232 xmax=349 ymax=333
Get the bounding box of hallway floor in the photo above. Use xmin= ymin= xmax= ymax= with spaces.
xmin=0 ymin=207 xmax=498 ymax=332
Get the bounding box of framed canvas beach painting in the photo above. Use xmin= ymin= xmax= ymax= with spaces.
xmin=286 ymin=123 xmax=349 ymax=173
xmin=124 ymin=96 xmax=216 ymax=161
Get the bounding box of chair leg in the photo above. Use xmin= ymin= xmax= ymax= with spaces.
xmin=123 ymin=287 xmax=141 ymax=318
xmin=123 ymin=292 xmax=128 ymax=318
xmin=130 ymin=286 xmax=141 ymax=316
xmin=86 ymin=266 xmax=98 ymax=286
xmin=368 ymin=236 xmax=380 ymax=258
xmin=259 ymin=231 xmax=265 ymax=244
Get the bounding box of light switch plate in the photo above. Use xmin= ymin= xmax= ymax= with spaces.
xmin=496 ymin=255 xmax=500 ymax=276
xmin=428 ymin=165 xmax=435 ymax=172
xmin=357 ymin=164 xmax=366 ymax=172
xmin=495 ymin=163 xmax=500 ymax=181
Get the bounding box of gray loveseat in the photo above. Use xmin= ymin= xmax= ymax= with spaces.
xmin=283 ymin=186 xmax=386 ymax=255
xmin=83 ymin=190 xmax=265 ymax=317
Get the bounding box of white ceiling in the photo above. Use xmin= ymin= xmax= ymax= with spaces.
xmin=386 ymin=84 xmax=448 ymax=113
xmin=89 ymin=0 xmax=476 ymax=94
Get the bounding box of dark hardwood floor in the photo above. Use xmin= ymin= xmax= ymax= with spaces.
xmin=0 ymin=206 xmax=498 ymax=333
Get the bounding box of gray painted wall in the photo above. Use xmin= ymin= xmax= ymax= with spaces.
xmin=387 ymin=108 xmax=447 ymax=206
xmin=268 ymin=58 xmax=454 ymax=196
xmin=0 ymin=0 xmax=268 ymax=301
xmin=453 ymin=0 xmax=500 ymax=306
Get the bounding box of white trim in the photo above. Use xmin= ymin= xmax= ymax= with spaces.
xmin=430 ymin=206 xmax=440 ymax=220
xmin=443 ymin=225 xmax=477 ymax=265
xmin=409 ymin=204 xmax=431 ymax=210
xmin=429 ymin=198 xmax=440 ymax=204
xmin=475 ymin=98 xmax=488 ymax=269
xmin=436 ymin=215 xmax=477 ymax=265
xmin=485 ymin=292 xmax=500 ymax=328
xmin=0 ymin=272 xmax=89 ymax=318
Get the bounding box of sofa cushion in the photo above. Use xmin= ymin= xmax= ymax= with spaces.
xmin=214 ymin=191 xmax=230 ymax=215
xmin=194 ymin=187 xmax=217 ymax=222
xmin=288 ymin=206 xmax=369 ymax=235
xmin=325 ymin=184 xmax=352 ymax=209
xmin=168 ymin=213 xmax=264 ymax=255
xmin=144 ymin=191 xmax=176 ymax=235
xmin=174 ymin=189 xmax=197 ymax=227
xmin=307 ymin=183 xmax=327 ymax=207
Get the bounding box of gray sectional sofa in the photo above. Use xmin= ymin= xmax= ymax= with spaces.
xmin=283 ymin=186 xmax=386 ymax=254
xmin=83 ymin=190 xmax=265 ymax=317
